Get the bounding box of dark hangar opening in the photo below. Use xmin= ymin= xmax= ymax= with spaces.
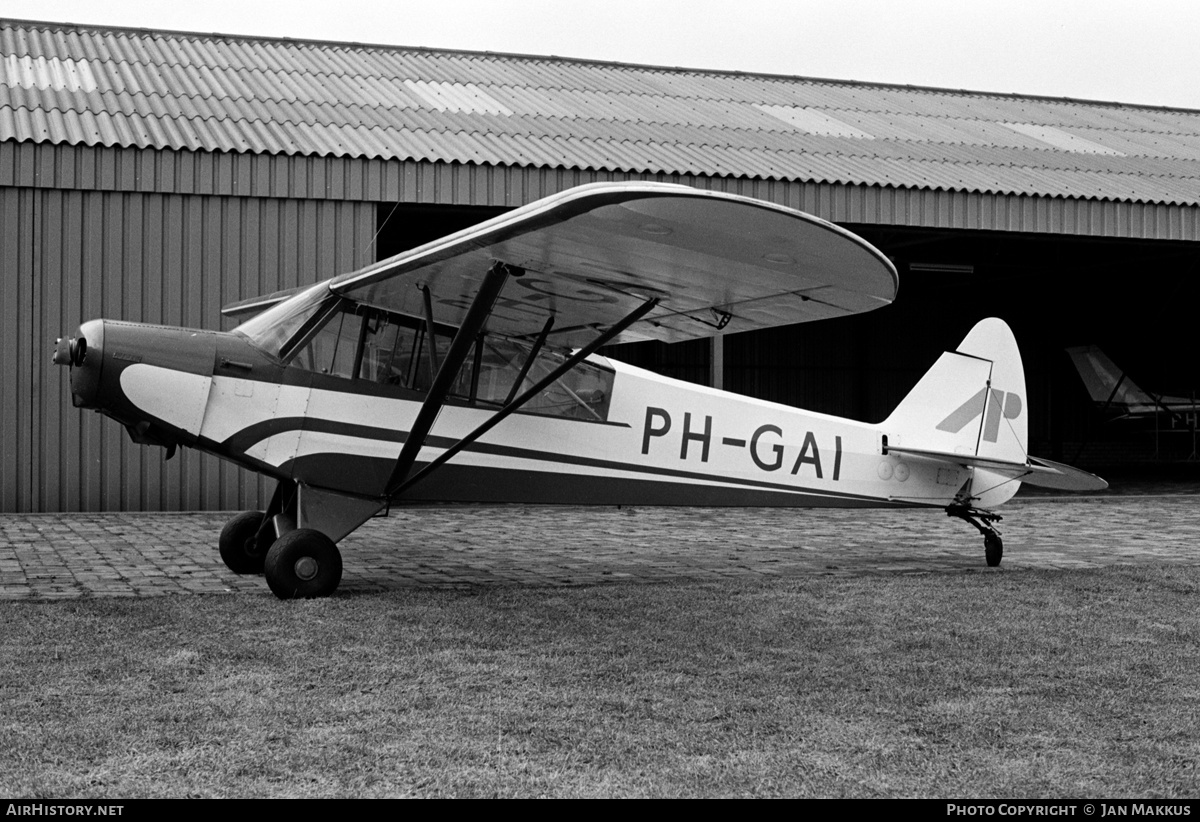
xmin=374 ymin=202 xmax=510 ymax=262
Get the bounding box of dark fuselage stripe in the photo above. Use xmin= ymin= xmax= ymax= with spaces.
xmin=215 ymin=416 xmax=899 ymax=506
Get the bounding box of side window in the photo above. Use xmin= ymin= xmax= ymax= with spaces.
xmin=360 ymin=317 xmax=470 ymax=395
xmin=474 ymin=336 xmax=614 ymax=421
xmin=474 ymin=337 xmax=525 ymax=405
xmin=523 ymin=349 xmax=613 ymax=421
xmin=288 ymin=308 xmax=363 ymax=378
xmin=408 ymin=331 xmax=473 ymax=398
xmin=280 ymin=304 xmax=612 ymax=421
xmin=360 ymin=318 xmax=407 ymax=384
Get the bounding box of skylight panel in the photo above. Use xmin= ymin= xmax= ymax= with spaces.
xmin=1000 ymin=122 xmax=1125 ymax=155
xmin=402 ymin=80 xmax=512 ymax=115
xmin=755 ymin=104 xmax=875 ymax=138
xmin=1 ymin=55 xmax=98 ymax=93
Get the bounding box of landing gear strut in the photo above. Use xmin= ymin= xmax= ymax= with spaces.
xmin=947 ymin=503 xmax=1004 ymax=567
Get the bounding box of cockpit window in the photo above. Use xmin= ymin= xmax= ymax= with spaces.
xmin=241 ymin=293 xmax=614 ymax=422
xmin=232 ymin=282 xmax=333 ymax=357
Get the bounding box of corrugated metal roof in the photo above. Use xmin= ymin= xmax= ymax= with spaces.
xmin=3 ymin=17 xmax=1200 ymax=206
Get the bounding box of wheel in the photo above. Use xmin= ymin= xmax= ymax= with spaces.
xmin=263 ymin=529 xmax=343 ymax=599
xmin=219 ymin=511 xmax=268 ymax=574
xmin=984 ymin=532 xmax=1003 ymax=567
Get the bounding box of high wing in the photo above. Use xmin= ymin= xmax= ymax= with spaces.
xmin=322 ymin=182 xmax=897 ymax=347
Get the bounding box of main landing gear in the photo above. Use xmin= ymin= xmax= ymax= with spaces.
xmin=218 ymin=511 xmax=343 ymax=599
xmin=946 ymin=503 xmax=1004 ymax=567
xmin=218 ymin=511 xmax=269 ymax=574
xmin=262 ymin=528 xmax=343 ymax=600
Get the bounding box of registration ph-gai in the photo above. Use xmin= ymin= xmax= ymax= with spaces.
xmin=641 ymin=407 xmax=843 ymax=481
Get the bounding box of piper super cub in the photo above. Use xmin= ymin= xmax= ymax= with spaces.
xmin=53 ymin=182 xmax=1106 ymax=599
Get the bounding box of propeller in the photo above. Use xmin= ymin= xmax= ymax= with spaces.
xmin=52 ymin=335 xmax=87 ymax=367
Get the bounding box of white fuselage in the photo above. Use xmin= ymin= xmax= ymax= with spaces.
xmin=121 ymin=354 xmax=973 ymax=509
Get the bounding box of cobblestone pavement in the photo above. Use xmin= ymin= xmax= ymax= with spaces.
xmin=1 ymin=491 xmax=1197 ymax=600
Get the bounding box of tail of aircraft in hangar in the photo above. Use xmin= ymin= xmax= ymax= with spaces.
xmin=1067 ymin=345 xmax=1200 ymax=424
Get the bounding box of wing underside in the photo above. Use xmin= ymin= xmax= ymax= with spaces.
xmin=323 ymin=182 xmax=897 ymax=347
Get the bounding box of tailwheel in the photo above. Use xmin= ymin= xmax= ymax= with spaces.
xmin=946 ymin=503 xmax=1004 ymax=568
xmin=219 ymin=510 xmax=269 ymax=574
xmin=263 ymin=528 xmax=343 ymax=600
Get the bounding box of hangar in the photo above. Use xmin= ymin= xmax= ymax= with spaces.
xmin=2 ymin=17 xmax=1198 ymax=513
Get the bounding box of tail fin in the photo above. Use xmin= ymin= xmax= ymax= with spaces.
xmin=883 ymin=318 xmax=1028 ymax=465
xmin=1065 ymin=345 xmax=1150 ymax=408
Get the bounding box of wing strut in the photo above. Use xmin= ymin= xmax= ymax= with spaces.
xmin=384 ymin=261 xmax=516 ymax=496
xmin=389 ymin=296 xmax=660 ymax=500
xmin=420 ymin=284 xmax=441 ymax=375
xmin=505 ymin=316 xmax=554 ymax=405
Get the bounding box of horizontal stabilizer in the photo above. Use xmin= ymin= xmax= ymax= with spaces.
xmin=1024 ymin=456 xmax=1110 ymax=491
xmin=886 ymin=445 xmax=1108 ymax=492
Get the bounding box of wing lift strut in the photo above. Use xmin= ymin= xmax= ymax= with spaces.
xmin=385 ymin=261 xmax=660 ymax=501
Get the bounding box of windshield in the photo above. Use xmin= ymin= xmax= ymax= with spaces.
xmin=233 ymin=281 xmax=333 ymax=357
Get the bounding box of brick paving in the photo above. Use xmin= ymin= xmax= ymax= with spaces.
xmin=1 ymin=491 xmax=1197 ymax=600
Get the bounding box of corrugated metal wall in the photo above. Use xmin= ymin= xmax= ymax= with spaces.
xmin=1 ymin=182 xmax=375 ymax=513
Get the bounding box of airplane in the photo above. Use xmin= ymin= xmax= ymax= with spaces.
xmin=51 ymin=181 xmax=1106 ymax=599
xmin=1066 ymin=345 xmax=1199 ymax=424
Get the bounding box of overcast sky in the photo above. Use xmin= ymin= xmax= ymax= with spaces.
xmin=6 ymin=0 xmax=1200 ymax=110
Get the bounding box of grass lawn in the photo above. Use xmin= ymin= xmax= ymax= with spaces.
xmin=2 ymin=566 xmax=1198 ymax=798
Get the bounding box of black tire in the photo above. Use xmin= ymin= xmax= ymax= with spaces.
xmin=984 ymin=533 xmax=1003 ymax=567
xmin=263 ymin=529 xmax=343 ymax=599
xmin=219 ymin=511 xmax=268 ymax=574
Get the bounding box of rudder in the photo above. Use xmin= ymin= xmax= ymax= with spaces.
xmin=883 ymin=318 xmax=1028 ymax=465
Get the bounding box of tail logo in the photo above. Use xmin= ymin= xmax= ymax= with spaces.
xmin=936 ymin=387 xmax=1022 ymax=443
